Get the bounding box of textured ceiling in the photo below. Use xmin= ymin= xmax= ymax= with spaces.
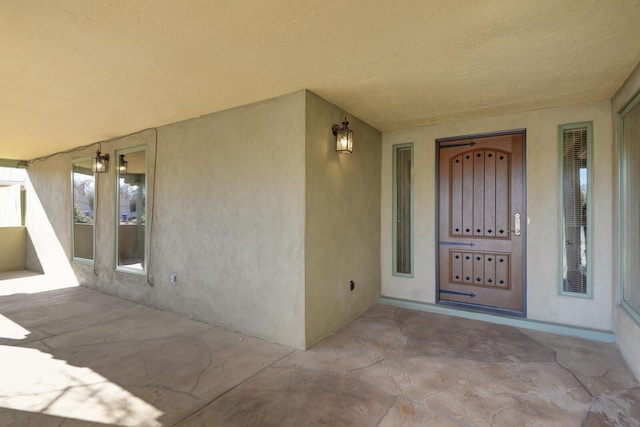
xmin=2 ymin=0 xmax=640 ymax=160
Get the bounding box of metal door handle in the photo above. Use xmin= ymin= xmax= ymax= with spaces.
xmin=514 ymin=213 xmax=521 ymax=236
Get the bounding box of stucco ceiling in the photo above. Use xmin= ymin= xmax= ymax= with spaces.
xmin=2 ymin=1 xmax=640 ymax=160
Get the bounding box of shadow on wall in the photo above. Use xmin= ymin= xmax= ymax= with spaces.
xmin=25 ymin=231 xmax=43 ymax=274
xmin=0 ymin=304 xmax=163 ymax=425
xmin=20 ymin=174 xmax=78 ymax=288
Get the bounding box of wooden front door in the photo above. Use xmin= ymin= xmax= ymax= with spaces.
xmin=437 ymin=131 xmax=525 ymax=315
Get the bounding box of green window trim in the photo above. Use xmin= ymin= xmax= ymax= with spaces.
xmin=71 ymin=157 xmax=96 ymax=264
xmin=392 ymin=143 xmax=414 ymax=277
xmin=557 ymin=121 xmax=593 ymax=298
xmin=115 ymin=145 xmax=149 ymax=275
xmin=618 ymin=89 xmax=640 ymax=325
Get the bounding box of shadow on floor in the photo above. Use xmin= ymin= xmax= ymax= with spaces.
xmin=0 ymin=270 xmax=76 ymax=296
xmin=0 ymin=284 xmax=638 ymax=426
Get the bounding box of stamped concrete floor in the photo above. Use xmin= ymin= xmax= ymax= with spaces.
xmin=0 ymin=285 xmax=639 ymax=427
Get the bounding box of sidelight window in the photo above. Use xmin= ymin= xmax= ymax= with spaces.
xmin=393 ymin=143 xmax=413 ymax=277
xmin=558 ymin=122 xmax=593 ymax=297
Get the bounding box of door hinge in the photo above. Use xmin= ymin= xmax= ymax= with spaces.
xmin=440 ymin=289 xmax=476 ymax=298
xmin=439 ymin=142 xmax=476 ymax=149
xmin=439 ymin=241 xmax=476 ymax=247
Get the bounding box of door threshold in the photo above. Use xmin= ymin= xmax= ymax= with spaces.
xmin=379 ymin=296 xmax=615 ymax=343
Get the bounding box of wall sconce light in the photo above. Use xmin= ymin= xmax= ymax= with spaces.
xmin=92 ymin=147 xmax=109 ymax=173
xmin=118 ymin=154 xmax=128 ymax=175
xmin=332 ymin=117 xmax=354 ymax=153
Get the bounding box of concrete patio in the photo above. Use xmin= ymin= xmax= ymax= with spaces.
xmin=0 ymin=277 xmax=638 ymax=426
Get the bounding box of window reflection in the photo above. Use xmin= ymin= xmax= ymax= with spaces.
xmin=72 ymin=159 xmax=94 ymax=261
xmin=116 ymin=148 xmax=146 ymax=271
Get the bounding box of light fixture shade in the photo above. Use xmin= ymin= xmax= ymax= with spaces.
xmin=118 ymin=154 xmax=128 ymax=175
xmin=92 ymin=150 xmax=109 ymax=173
xmin=332 ymin=118 xmax=353 ymax=153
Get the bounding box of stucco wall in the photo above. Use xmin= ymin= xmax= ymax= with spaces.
xmin=26 ymin=91 xmax=307 ymax=349
xmin=304 ymin=92 xmax=382 ymax=348
xmin=381 ymin=101 xmax=613 ymax=330
xmin=0 ymin=226 xmax=26 ymax=271
xmin=25 ymin=158 xmax=78 ymax=285
xmin=611 ymin=61 xmax=640 ymax=380
xmin=150 ymin=91 xmax=306 ymax=348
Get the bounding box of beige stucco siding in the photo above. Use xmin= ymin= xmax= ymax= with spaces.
xmin=0 ymin=226 xmax=26 ymax=272
xmin=23 ymin=89 xmax=381 ymax=350
xmin=381 ymin=101 xmax=613 ymax=330
xmin=150 ymin=91 xmax=307 ymax=348
xmin=25 ymin=156 xmax=78 ymax=284
xmin=27 ymin=91 xmax=307 ymax=349
xmin=304 ymin=92 xmax=382 ymax=348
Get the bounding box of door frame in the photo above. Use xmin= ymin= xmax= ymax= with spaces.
xmin=435 ymin=128 xmax=527 ymax=317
